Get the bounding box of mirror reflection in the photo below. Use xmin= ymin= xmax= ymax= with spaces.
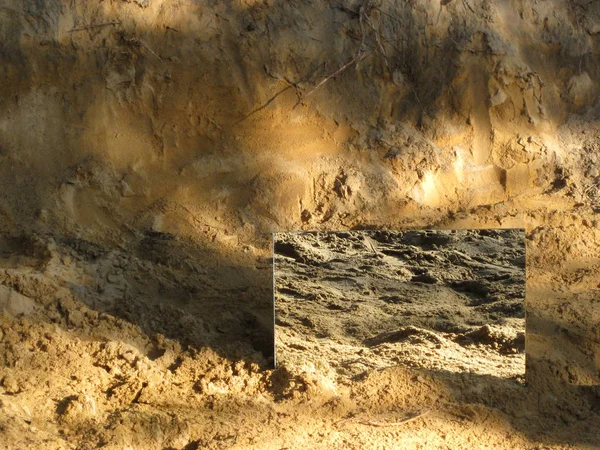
xmin=274 ymin=229 xmax=526 ymax=380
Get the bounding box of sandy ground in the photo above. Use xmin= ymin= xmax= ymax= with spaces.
xmin=275 ymin=230 xmax=526 ymax=379
xmin=1 ymin=0 xmax=600 ymax=448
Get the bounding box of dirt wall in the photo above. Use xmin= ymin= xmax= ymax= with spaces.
xmin=1 ymin=0 xmax=600 ymax=448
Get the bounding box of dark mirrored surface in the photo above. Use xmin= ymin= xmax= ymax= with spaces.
xmin=274 ymin=229 xmax=526 ymax=379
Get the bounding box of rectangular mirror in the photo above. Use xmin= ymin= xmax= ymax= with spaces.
xmin=274 ymin=229 xmax=526 ymax=380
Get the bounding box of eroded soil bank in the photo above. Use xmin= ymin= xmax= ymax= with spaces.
xmin=1 ymin=0 xmax=600 ymax=448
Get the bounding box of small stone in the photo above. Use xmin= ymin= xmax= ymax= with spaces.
xmin=490 ymin=88 xmax=508 ymax=106
xmin=2 ymin=375 xmax=20 ymax=394
xmin=59 ymin=394 xmax=97 ymax=421
xmin=68 ymin=310 xmax=84 ymax=328
xmin=567 ymin=72 xmax=595 ymax=108
xmin=120 ymin=180 xmax=135 ymax=197
xmin=121 ymin=350 xmax=136 ymax=363
xmin=107 ymin=273 xmax=121 ymax=284
xmin=384 ymin=146 xmax=401 ymax=159
xmin=85 ymin=310 xmax=99 ymax=321
xmin=232 ymin=361 xmax=246 ymax=376
xmin=411 ymin=273 xmax=439 ymax=284
xmin=0 ymin=286 xmax=35 ymax=317
xmin=301 ymin=209 xmax=312 ymax=223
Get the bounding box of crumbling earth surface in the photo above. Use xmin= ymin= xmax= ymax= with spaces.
xmin=1 ymin=0 xmax=600 ymax=448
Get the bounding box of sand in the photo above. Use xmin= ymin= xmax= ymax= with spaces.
xmin=1 ymin=0 xmax=600 ymax=448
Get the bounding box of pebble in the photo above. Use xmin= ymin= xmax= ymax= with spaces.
xmin=85 ymin=310 xmax=99 ymax=321
xmin=107 ymin=273 xmax=121 ymax=284
xmin=411 ymin=273 xmax=439 ymax=284
xmin=68 ymin=310 xmax=85 ymax=328
xmin=121 ymin=350 xmax=137 ymax=363
xmin=59 ymin=394 xmax=97 ymax=419
xmin=2 ymin=375 xmax=20 ymax=394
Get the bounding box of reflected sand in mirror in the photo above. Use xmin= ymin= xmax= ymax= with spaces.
xmin=274 ymin=229 xmax=526 ymax=380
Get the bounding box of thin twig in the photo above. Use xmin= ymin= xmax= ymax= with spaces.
xmin=462 ymin=0 xmax=476 ymax=13
xmin=333 ymin=413 xmax=358 ymax=427
xmin=176 ymin=202 xmax=229 ymax=232
xmin=293 ymin=4 xmax=369 ymax=109
xmin=69 ymin=21 xmax=121 ymax=33
xmin=333 ymin=0 xmax=360 ymax=16
xmin=358 ymin=409 xmax=431 ymax=427
xmin=293 ymin=51 xmax=368 ymax=109
xmin=408 ymin=81 xmax=424 ymax=113
xmin=358 ymin=5 xmax=367 ymax=52
xmin=122 ymin=37 xmax=163 ymax=62
xmin=237 ymin=85 xmax=294 ymax=123
xmin=239 ymin=62 xmax=324 ymax=123
xmin=363 ymin=11 xmax=394 ymax=84
xmin=377 ymin=8 xmax=404 ymax=26
xmin=139 ymin=39 xmax=163 ymax=62
xmin=367 ymin=5 xmax=423 ymax=111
